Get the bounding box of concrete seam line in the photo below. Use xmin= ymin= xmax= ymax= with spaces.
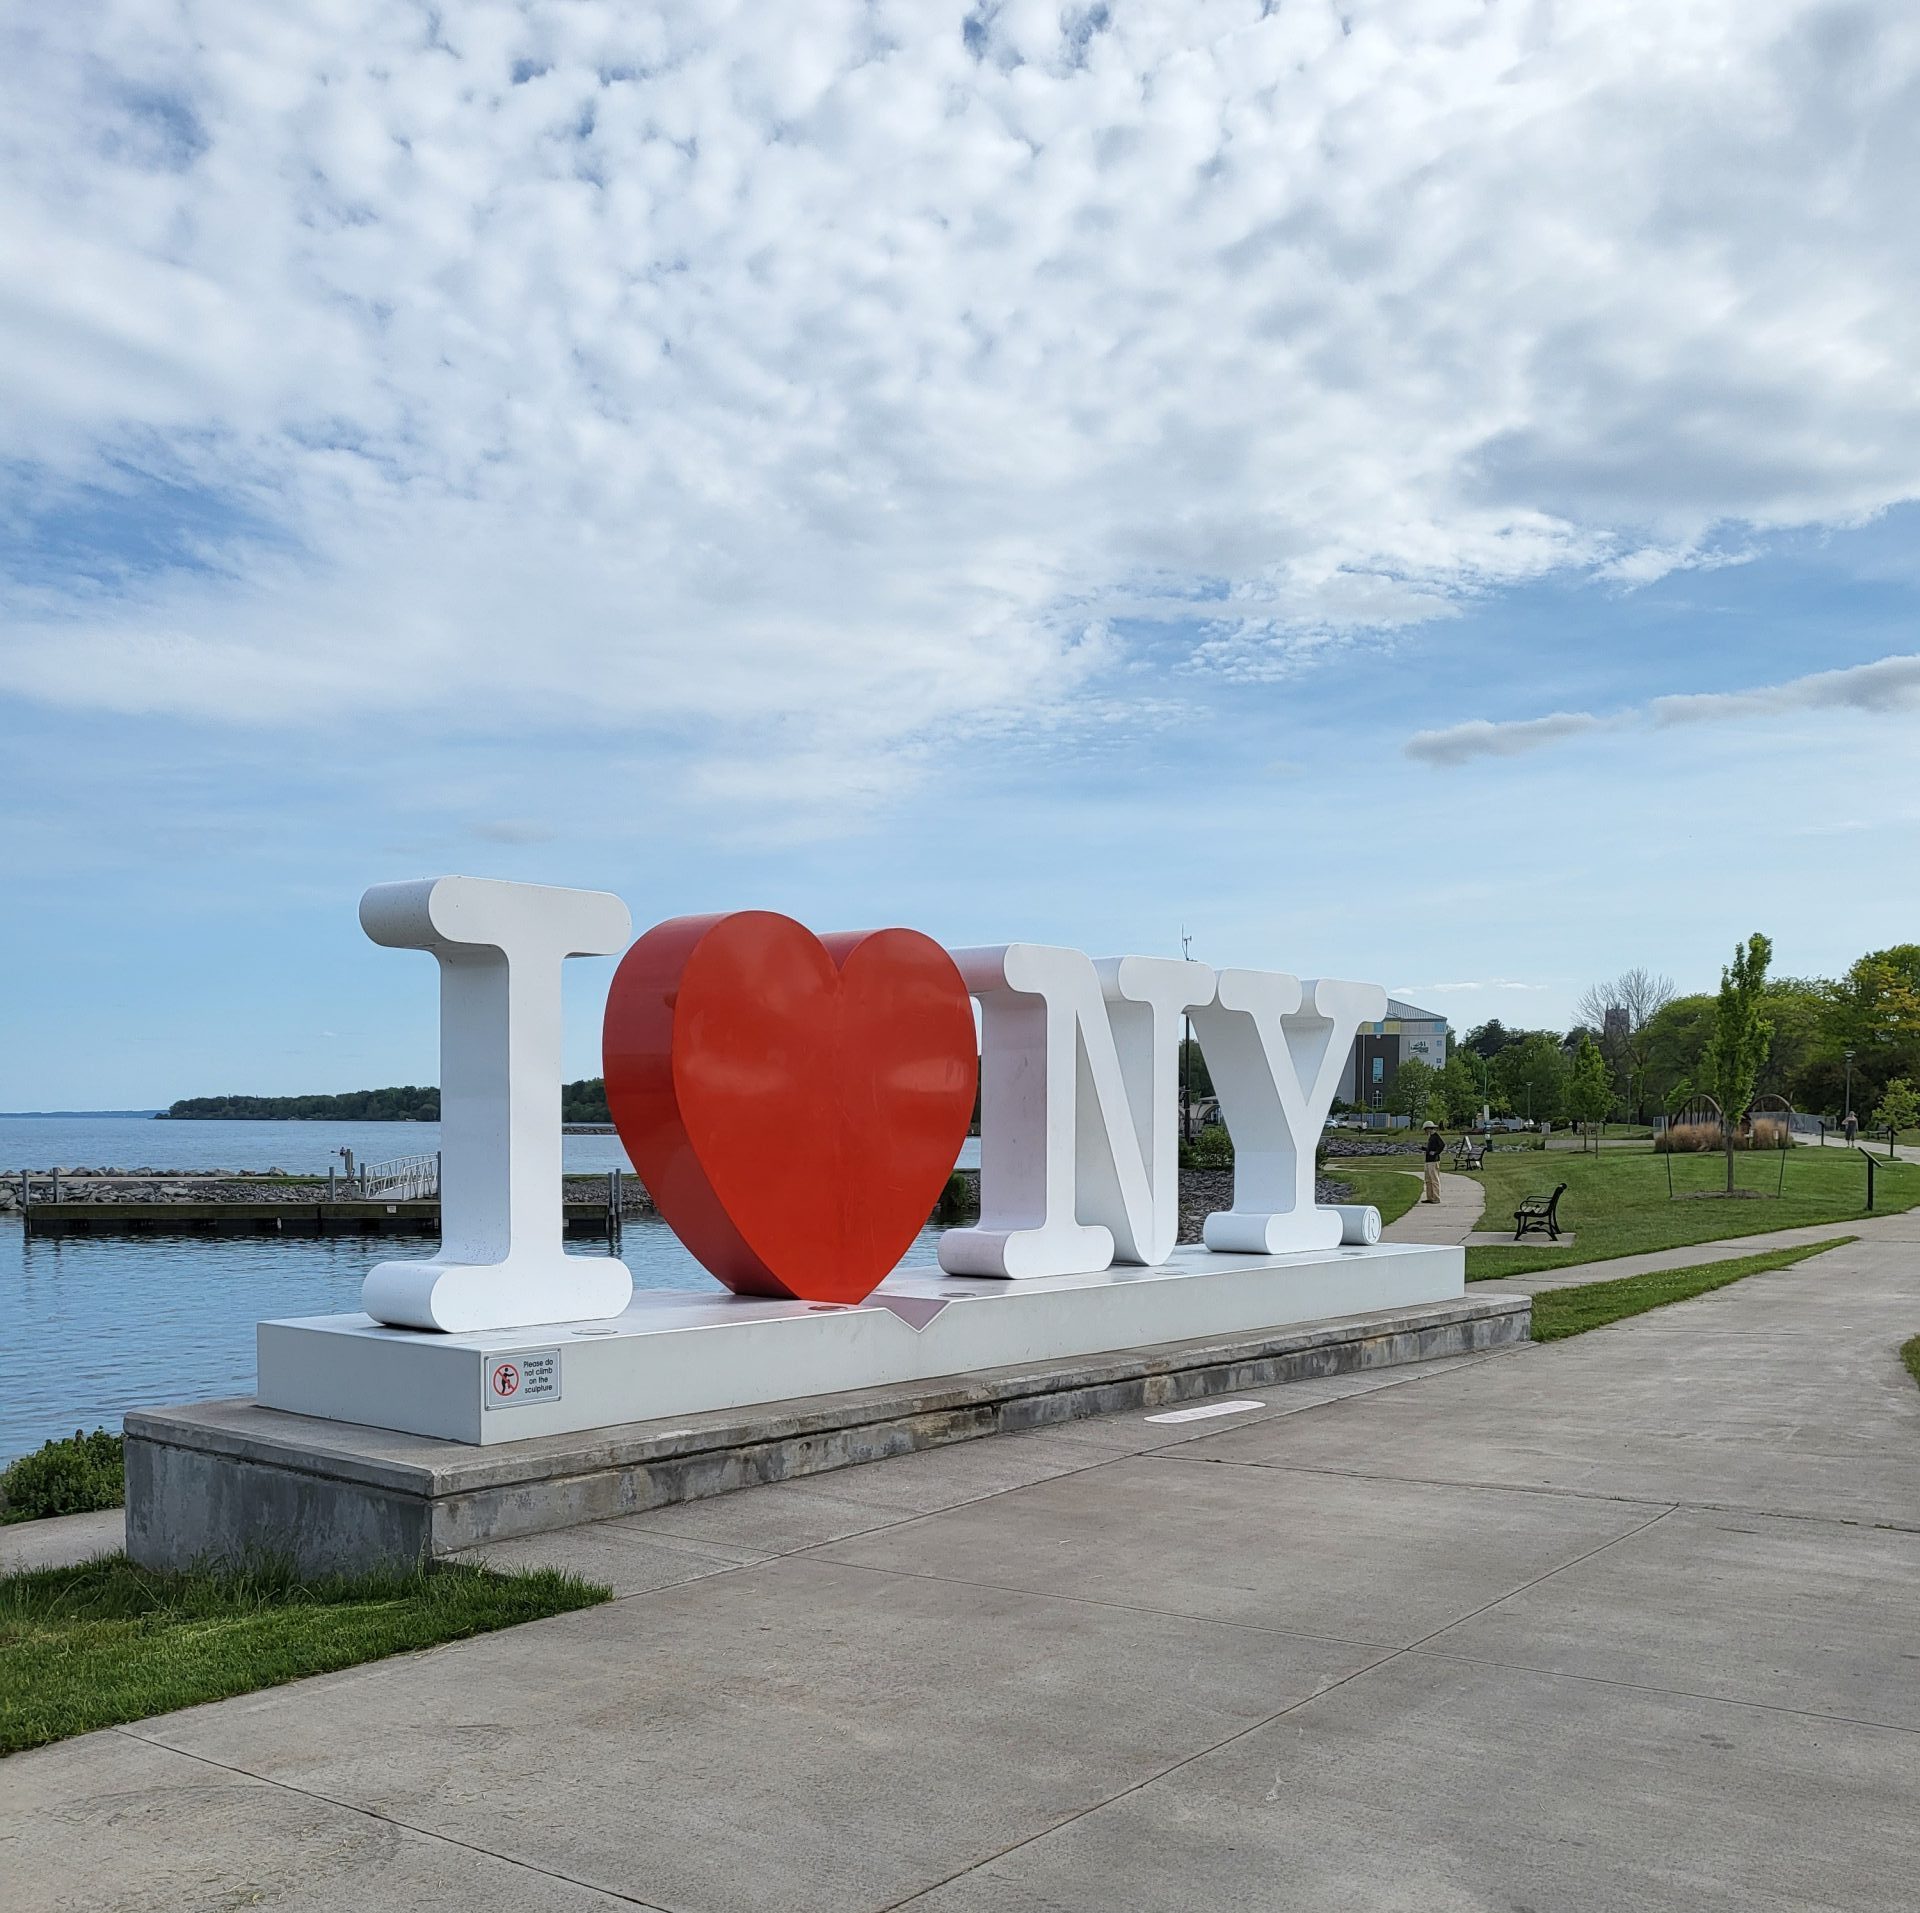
xmin=596 ymin=1560 xmax=768 ymax=1602
xmin=1138 ymin=1453 xmax=1692 ymax=1511
xmin=1401 ymin=1646 xmax=1920 ymax=1738
xmin=107 ymin=1726 xmax=676 ymax=1911
xmin=1397 ymin=1504 xmax=1680 ymax=1655
xmin=873 ymin=1642 xmax=1413 ymax=1911
xmin=760 ymin=1444 xmax=1139 ymax=1561
xmin=1146 ymin=1455 xmax=1920 ymax=1533
xmin=801 ymin=1550 xmax=1397 ymax=1653
xmin=872 ymin=1502 xmax=1699 ymax=1904
xmin=879 ymin=1498 xmax=1666 ymax=1897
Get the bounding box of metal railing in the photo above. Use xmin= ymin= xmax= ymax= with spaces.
xmin=357 ymin=1152 xmax=441 ymax=1200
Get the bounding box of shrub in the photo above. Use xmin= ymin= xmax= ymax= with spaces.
xmin=0 ymin=1429 xmax=125 ymax=1523
xmin=933 ymin=1169 xmax=978 ymax=1222
xmin=1874 ymin=1079 xmax=1919 ymax=1138
xmin=1655 ymin=1119 xmax=1723 ymax=1153
xmin=1656 ymin=1116 xmax=1791 ymax=1153
xmin=1180 ymin=1123 xmax=1235 ymax=1169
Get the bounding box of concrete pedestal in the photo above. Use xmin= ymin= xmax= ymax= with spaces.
xmin=124 ymin=1249 xmax=1522 ymax=1578
xmin=254 ymin=1241 xmax=1464 ymax=1444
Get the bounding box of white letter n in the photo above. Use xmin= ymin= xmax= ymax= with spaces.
xmin=937 ymin=944 xmax=1215 ymax=1279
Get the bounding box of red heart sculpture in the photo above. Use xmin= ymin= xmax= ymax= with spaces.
xmin=602 ymin=912 xmax=978 ymax=1304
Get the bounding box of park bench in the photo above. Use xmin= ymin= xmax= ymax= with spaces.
xmin=1452 ymin=1137 xmax=1487 ymax=1171
xmin=1513 ymin=1182 xmax=1568 ymax=1241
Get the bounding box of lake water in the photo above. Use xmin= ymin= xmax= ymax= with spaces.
xmin=0 ymin=1115 xmax=967 ymax=1462
xmin=0 ymin=1214 xmax=952 ymax=1464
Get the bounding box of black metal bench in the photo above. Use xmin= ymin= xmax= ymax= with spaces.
xmin=1513 ymin=1182 xmax=1567 ymax=1241
xmin=1452 ymin=1137 xmax=1486 ymax=1171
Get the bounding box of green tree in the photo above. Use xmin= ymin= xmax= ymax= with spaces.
xmin=561 ymin=1078 xmax=611 ymax=1124
xmin=1817 ymin=946 xmax=1920 ymax=1115
xmin=1759 ymin=980 xmax=1826 ymax=1101
xmin=1493 ymin=1033 xmax=1566 ymax=1126
xmin=1436 ymin=1050 xmax=1483 ymax=1127
xmin=1642 ymin=994 xmax=1717 ymax=1112
xmin=1707 ymin=932 xmax=1775 ymax=1192
xmin=1873 ymin=1078 xmax=1919 ymax=1140
xmin=1566 ymin=1033 xmax=1613 ymax=1147
xmin=1462 ymin=1020 xmax=1515 ymax=1061
xmin=1177 ymin=1037 xmax=1214 ymax=1101
xmin=1386 ymin=1056 xmax=1439 ymax=1124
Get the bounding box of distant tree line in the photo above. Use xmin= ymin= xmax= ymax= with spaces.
xmin=562 ymin=1079 xmax=611 ymax=1123
xmin=164 ymin=1079 xmax=613 ymax=1123
xmin=1391 ymin=938 xmax=1920 ymax=1132
xmin=161 ymin=940 xmax=1920 ymax=1141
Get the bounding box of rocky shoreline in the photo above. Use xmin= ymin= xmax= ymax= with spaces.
xmin=0 ymin=1173 xmax=655 ymax=1218
xmin=4 ymin=1166 xmax=1357 ymax=1235
xmin=1177 ymin=1169 xmax=1354 ymax=1243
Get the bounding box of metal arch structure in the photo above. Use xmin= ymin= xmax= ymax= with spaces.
xmin=1665 ymin=1093 xmax=1724 ymax=1198
xmin=1750 ymin=1092 xmax=1797 ymax=1194
xmin=1676 ymin=1093 xmax=1724 ymax=1131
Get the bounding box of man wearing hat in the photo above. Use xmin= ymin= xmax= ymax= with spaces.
xmin=1422 ymin=1122 xmax=1445 ymax=1203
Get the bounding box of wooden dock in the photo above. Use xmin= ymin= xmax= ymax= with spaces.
xmin=22 ymin=1200 xmax=618 ymax=1238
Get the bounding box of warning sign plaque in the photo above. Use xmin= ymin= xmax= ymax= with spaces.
xmin=484 ymin=1347 xmax=561 ymax=1410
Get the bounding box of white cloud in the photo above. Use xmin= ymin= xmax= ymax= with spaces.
xmin=1408 ymin=652 xmax=1920 ymax=765
xmin=1405 ymin=712 xmax=1613 ymax=766
xmin=1652 ymin=653 xmax=1920 ymax=724
xmin=3 ymin=2 xmax=1920 ymax=818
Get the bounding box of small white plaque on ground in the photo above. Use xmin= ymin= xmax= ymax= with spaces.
xmin=484 ymin=1348 xmax=561 ymax=1410
xmin=1145 ymin=1398 xmax=1266 ymax=1424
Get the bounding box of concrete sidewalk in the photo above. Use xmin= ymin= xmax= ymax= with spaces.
xmin=1475 ymin=1200 xmax=1920 ymax=1293
xmin=1805 ymin=1130 xmax=1920 ymax=1165
xmin=0 ymin=1506 xmax=120 ymax=1575
xmin=10 ymin=1223 xmax=1920 ymax=1908
xmin=1380 ymin=1165 xmax=1485 ymax=1243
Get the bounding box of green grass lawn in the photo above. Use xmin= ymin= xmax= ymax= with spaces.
xmin=1325 ymin=1164 xmax=1422 ymax=1229
xmin=1461 ymin=1145 xmax=1918 ymax=1281
xmin=0 ymin=1553 xmax=609 ymax=1756
xmin=1530 ymin=1237 xmax=1856 ymax=1341
xmin=1902 ymin=1333 xmax=1920 ymax=1392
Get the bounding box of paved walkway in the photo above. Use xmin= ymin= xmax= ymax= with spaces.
xmin=1805 ymin=1130 xmax=1920 ymax=1165
xmin=1475 ymin=1202 xmax=1919 ymax=1294
xmin=0 ymin=1506 xmax=119 ymax=1575
xmin=1379 ymin=1166 xmax=1484 ymax=1244
xmin=11 ymin=1221 xmax=1920 ymax=1909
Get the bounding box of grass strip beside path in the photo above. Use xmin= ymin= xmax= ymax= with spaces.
xmin=0 ymin=1553 xmax=609 ymax=1755
xmin=1530 ymin=1236 xmax=1857 ymax=1343
xmin=1902 ymin=1334 xmax=1920 ymax=1392
xmin=1325 ymin=1165 xmax=1422 ymax=1230
xmin=1463 ymin=1146 xmax=1917 ymax=1281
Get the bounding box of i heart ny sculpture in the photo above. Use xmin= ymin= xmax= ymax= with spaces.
xmin=354 ymin=877 xmax=1388 ymax=1333
xmin=602 ymin=912 xmax=978 ymax=1304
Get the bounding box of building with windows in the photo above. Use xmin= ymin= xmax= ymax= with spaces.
xmin=1337 ymin=997 xmax=1450 ymax=1112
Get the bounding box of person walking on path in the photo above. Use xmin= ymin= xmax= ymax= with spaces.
xmin=1421 ymin=1121 xmax=1445 ymax=1202
xmin=1844 ymin=1109 xmax=1859 ymax=1146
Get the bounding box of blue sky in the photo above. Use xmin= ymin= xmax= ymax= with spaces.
xmin=3 ymin=4 xmax=1918 ymax=1107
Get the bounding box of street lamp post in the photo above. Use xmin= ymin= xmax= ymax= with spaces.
xmin=1844 ymin=1048 xmax=1855 ymax=1123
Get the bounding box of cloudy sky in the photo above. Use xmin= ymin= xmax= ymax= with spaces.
xmin=3 ymin=0 xmax=1918 ymax=1107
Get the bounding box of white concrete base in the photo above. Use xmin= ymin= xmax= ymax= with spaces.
xmin=258 ymin=1241 xmax=1464 ymax=1445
